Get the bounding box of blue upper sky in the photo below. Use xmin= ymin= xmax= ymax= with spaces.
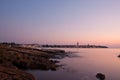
xmin=0 ymin=0 xmax=120 ymax=47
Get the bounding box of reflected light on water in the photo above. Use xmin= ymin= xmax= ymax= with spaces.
xmin=28 ymin=48 xmax=120 ymax=80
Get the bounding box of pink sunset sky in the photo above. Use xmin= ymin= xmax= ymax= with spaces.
xmin=0 ymin=0 xmax=120 ymax=47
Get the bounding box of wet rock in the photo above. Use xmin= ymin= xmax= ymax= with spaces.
xmin=0 ymin=46 xmax=67 ymax=79
xmin=0 ymin=47 xmax=61 ymax=70
xmin=96 ymin=73 xmax=105 ymax=80
xmin=118 ymin=55 xmax=120 ymax=58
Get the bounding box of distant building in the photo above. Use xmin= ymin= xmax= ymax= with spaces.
xmin=77 ymin=42 xmax=79 ymax=47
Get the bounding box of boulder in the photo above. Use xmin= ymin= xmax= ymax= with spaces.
xmin=118 ymin=55 xmax=120 ymax=58
xmin=96 ymin=73 xmax=105 ymax=80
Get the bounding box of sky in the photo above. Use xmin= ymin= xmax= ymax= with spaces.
xmin=0 ymin=0 xmax=120 ymax=47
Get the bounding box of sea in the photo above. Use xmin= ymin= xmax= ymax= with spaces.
xmin=27 ymin=48 xmax=120 ymax=80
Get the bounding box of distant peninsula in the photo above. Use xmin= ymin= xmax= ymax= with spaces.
xmin=42 ymin=44 xmax=108 ymax=48
xmin=0 ymin=42 xmax=108 ymax=48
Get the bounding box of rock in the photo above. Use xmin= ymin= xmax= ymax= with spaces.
xmin=118 ymin=55 xmax=120 ymax=57
xmin=0 ymin=64 xmax=35 ymax=80
xmin=41 ymin=49 xmax=65 ymax=53
xmin=0 ymin=46 xmax=68 ymax=79
xmin=0 ymin=47 xmax=60 ymax=70
xmin=96 ymin=73 xmax=105 ymax=80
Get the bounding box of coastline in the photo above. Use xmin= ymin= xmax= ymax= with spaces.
xmin=0 ymin=43 xmax=66 ymax=80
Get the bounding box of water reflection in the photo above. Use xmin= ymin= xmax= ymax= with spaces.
xmin=27 ymin=48 xmax=120 ymax=80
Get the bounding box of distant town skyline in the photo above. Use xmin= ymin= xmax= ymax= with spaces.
xmin=0 ymin=0 xmax=120 ymax=48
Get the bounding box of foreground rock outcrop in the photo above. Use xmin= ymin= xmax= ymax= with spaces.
xmin=0 ymin=64 xmax=35 ymax=80
xmin=0 ymin=43 xmax=66 ymax=80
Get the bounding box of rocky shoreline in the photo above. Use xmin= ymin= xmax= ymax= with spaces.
xmin=0 ymin=44 xmax=66 ymax=80
xmin=0 ymin=64 xmax=35 ymax=80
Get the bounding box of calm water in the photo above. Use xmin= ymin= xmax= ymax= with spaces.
xmin=27 ymin=48 xmax=120 ymax=80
